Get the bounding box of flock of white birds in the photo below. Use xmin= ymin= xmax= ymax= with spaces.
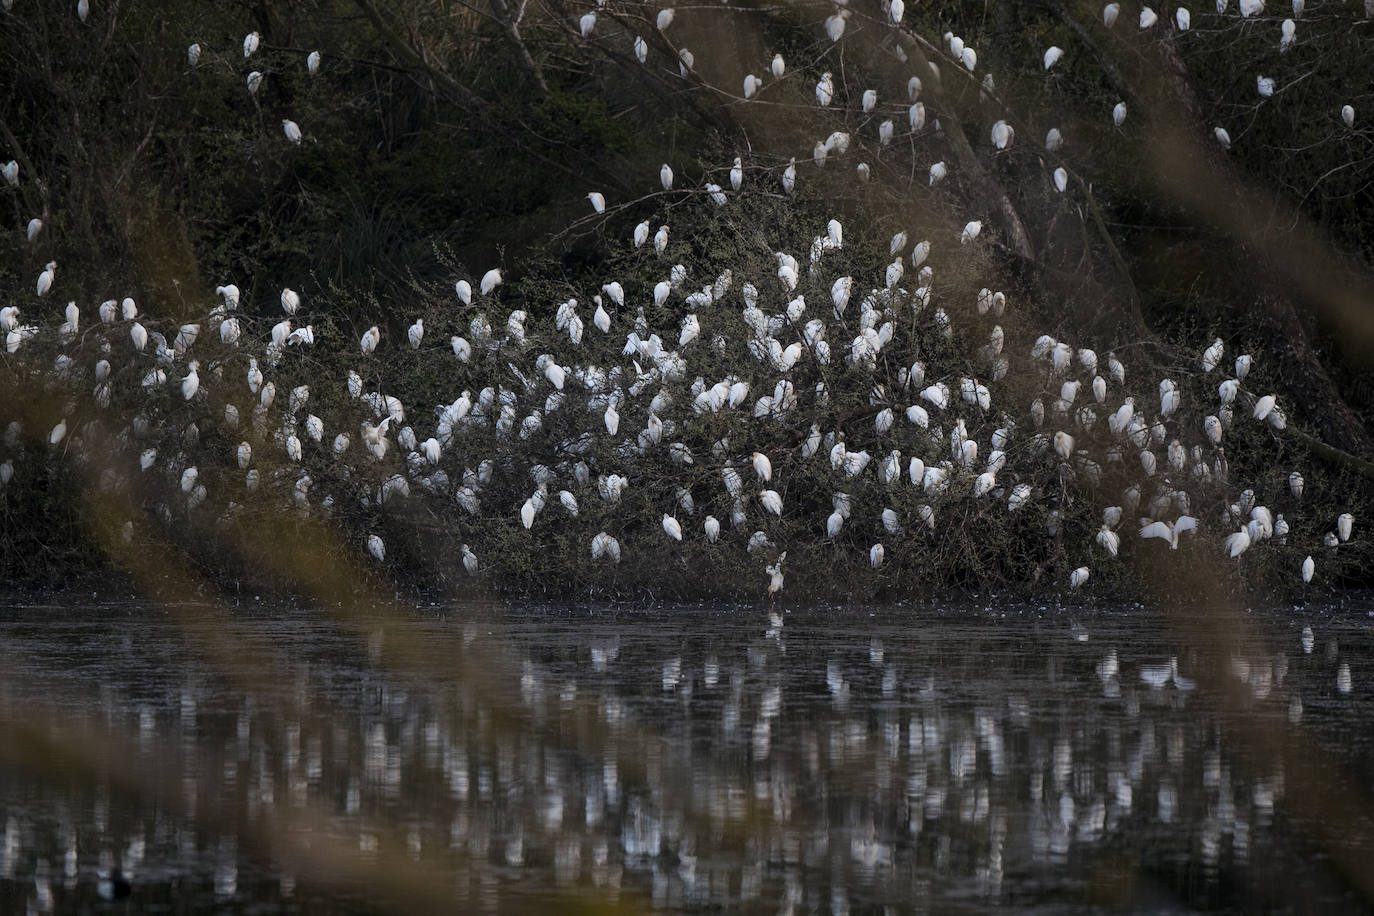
xmin=0 ymin=0 xmax=1365 ymax=597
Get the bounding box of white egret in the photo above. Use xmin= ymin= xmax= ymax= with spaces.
xmin=26 ymin=218 xmax=41 ymax=241
xmin=367 ymin=534 xmax=385 ymax=562
xmin=929 ymin=161 xmax=947 ymax=185
xmin=771 ymin=53 xmax=785 ymax=78
xmin=588 ymin=191 xmax=605 ymax=213
xmin=215 ymin=284 xmax=241 ymax=310
xmin=1338 ymin=513 xmax=1354 ymax=541
xmin=1070 ymin=567 xmax=1090 ymax=588
xmin=1113 ymin=102 xmax=1127 ymax=127
xmin=579 ymin=11 xmax=595 ymax=36
xmin=662 ymin=514 xmax=683 ymax=541
xmin=1257 ymin=76 xmax=1275 ymax=97
xmin=307 ymin=50 xmax=321 ymax=74
xmin=1043 ymin=46 xmax=1063 ymax=69
xmin=36 ymin=261 xmax=55 ymax=297
xmin=247 ymin=71 xmax=263 ymax=94
xmin=1 ymin=161 xmax=17 ymax=187
xmin=634 ymin=36 xmax=647 ymax=63
xmin=408 ymin=318 xmax=424 ymax=349
xmin=244 ymin=31 xmax=260 ymax=57
xmin=815 ymin=72 xmax=833 ymax=107
xmin=1302 ymin=556 xmax=1314 ymax=582
xmin=1053 ymin=167 xmax=1068 ymax=193
xmin=1176 ymin=7 xmax=1190 ymax=30
xmin=1290 ymin=471 xmax=1304 ymax=499
xmin=1139 ymin=6 xmax=1158 ymax=27
xmin=1104 ymin=3 xmax=1120 ymax=26
xmin=1342 ymin=105 xmax=1356 ymax=128
xmin=660 ymin=163 xmax=674 ymax=190
xmin=187 ymin=43 xmax=201 ymax=66
xmin=1046 ymin=127 xmax=1064 ymax=151
xmin=1280 ymin=18 xmax=1296 ymax=51
xmin=760 ymin=489 xmax=783 ymax=516
xmin=181 ymin=362 xmax=200 ymax=400
xmin=991 ymin=120 xmax=1014 ymax=149
xmin=282 ymin=120 xmax=302 ymax=144
xmin=480 ymin=268 xmax=502 ymax=295
xmin=361 ymin=325 xmax=380 ymax=354
xmin=1214 ymin=126 xmax=1231 ymax=150
xmin=960 ymin=220 xmax=982 ymax=244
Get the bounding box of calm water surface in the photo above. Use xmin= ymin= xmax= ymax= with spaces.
xmin=0 ymin=597 xmax=1371 ymax=913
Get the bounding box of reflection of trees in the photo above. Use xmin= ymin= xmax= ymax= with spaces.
xmin=1 ymin=610 xmax=1364 ymax=911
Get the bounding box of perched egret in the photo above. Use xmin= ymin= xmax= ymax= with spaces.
xmin=815 ymin=72 xmax=834 ymax=107
xmin=244 ymin=31 xmax=260 ymax=57
xmin=36 ymin=262 xmax=55 ymax=297
xmin=1113 ymin=101 xmax=1127 ymax=126
xmin=480 ymin=268 xmax=502 ymax=295
xmin=361 ymin=326 xmax=380 ymax=354
xmin=282 ymin=119 xmax=302 ymax=144
xmin=1043 ymin=46 xmax=1063 ymax=69
xmin=660 ymin=163 xmax=674 ymax=191
xmin=307 ymin=50 xmax=321 ymax=74
xmin=1070 ymin=567 xmax=1090 ymax=588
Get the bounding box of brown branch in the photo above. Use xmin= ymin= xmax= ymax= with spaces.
xmin=487 ymin=0 xmax=550 ymax=96
xmin=352 ymin=0 xmax=484 ymax=110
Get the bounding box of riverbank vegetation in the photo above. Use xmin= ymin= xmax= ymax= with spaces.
xmin=1 ymin=0 xmax=1372 ymax=602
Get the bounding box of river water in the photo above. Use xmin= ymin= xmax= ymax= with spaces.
xmin=0 ymin=597 xmax=1371 ymax=913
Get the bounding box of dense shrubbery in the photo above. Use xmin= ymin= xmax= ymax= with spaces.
xmin=1 ymin=0 xmax=1371 ymax=601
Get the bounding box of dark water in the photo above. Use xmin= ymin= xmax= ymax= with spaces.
xmin=1 ymin=597 xmax=1372 ymax=914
